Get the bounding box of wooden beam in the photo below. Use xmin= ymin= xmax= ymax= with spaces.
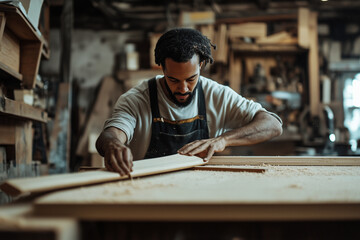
xmin=0 ymin=96 xmax=47 ymax=122
xmin=0 ymin=12 xmax=6 ymax=46
xmin=308 ymin=11 xmax=320 ymax=117
xmin=228 ymin=22 xmax=267 ymax=39
xmin=192 ymin=165 xmax=266 ymax=173
xmin=0 ymin=204 xmax=79 ymax=240
xmin=256 ymin=31 xmax=293 ymax=44
xmin=208 ymin=156 xmax=360 ymax=166
xmin=298 ymin=8 xmax=310 ymax=49
xmin=217 ymin=13 xmax=298 ymax=25
xmin=214 ymin=24 xmax=228 ymax=63
xmin=0 ymin=154 xmax=204 ymax=197
xmin=15 ymin=120 xmax=33 ymax=165
xmin=229 ymin=51 xmax=242 ymax=94
xmin=20 ymin=41 xmax=43 ymax=89
xmin=232 ymin=43 xmax=302 ymax=53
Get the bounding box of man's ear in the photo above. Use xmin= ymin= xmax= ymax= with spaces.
xmin=199 ymin=61 xmax=204 ymax=69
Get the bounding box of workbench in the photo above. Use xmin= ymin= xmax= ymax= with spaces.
xmin=1 ymin=155 xmax=360 ymax=240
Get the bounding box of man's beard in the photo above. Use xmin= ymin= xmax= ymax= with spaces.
xmin=164 ymin=79 xmax=198 ymax=108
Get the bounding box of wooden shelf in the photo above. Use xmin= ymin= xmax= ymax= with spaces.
xmin=231 ymin=43 xmax=306 ymax=53
xmin=0 ymin=5 xmax=41 ymax=41
xmin=0 ymin=61 xmax=22 ymax=80
xmin=0 ymin=96 xmax=47 ymax=123
xmin=0 ymin=4 xmax=43 ymax=89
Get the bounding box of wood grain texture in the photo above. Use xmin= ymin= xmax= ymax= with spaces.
xmin=20 ymin=41 xmax=43 ymax=89
xmin=308 ymin=11 xmax=320 ymax=117
xmin=33 ymin=165 xmax=360 ymax=221
xmin=298 ymin=7 xmax=310 ymax=49
xmin=208 ymin=156 xmax=360 ymax=166
xmin=0 ymin=204 xmax=79 ymax=240
xmin=0 ymin=28 xmax=20 ymax=72
xmin=0 ymin=154 xmax=204 ymax=197
xmin=0 ymin=12 xmax=5 ymax=42
xmin=192 ymin=165 xmax=266 ymax=173
xmin=0 ymin=96 xmax=48 ymax=122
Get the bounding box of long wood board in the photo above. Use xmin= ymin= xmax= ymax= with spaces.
xmin=208 ymin=156 xmax=360 ymax=166
xmin=0 ymin=154 xmax=204 ymax=197
xmin=33 ymin=165 xmax=360 ymax=221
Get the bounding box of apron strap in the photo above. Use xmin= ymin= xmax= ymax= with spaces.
xmin=148 ymin=77 xmax=160 ymax=118
xmin=197 ymin=81 xmax=207 ymax=120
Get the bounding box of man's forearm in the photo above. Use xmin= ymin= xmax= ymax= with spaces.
xmin=221 ymin=111 xmax=283 ymax=147
xmin=95 ymin=127 xmax=127 ymax=156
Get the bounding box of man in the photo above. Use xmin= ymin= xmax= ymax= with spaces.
xmin=96 ymin=28 xmax=283 ymax=176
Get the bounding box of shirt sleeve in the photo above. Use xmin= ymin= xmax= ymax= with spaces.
xmin=103 ymin=91 xmax=139 ymax=144
xmin=214 ymin=84 xmax=282 ymax=130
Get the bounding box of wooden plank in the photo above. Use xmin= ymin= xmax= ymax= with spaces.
xmin=179 ymin=11 xmax=215 ymax=27
xmin=208 ymin=156 xmax=360 ymax=166
xmin=0 ymin=154 xmax=204 ymax=197
xmin=308 ymin=11 xmax=320 ymax=117
xmin=256 ymin=31 xmax=293 ymax=44
xmin=192 ymin=165 xmax=266 ymax=173
xmin=149 ymin=33 xmax=162 ymax=69
xmin=0 ymin=60 xmax=23 ymax=80
xmin=20 ymin=41 xmax=43 ymax=89
xmin=228 ymin=22 xmax=267 ymax=39
xmin=0 ymin=28 xmax=20 ymax=72
xmin=0 ymin=12 xmax=6 ymax=47
xmin=15 ymin=120 xmax=33 ymax=165
xmin=232 ymin=43 xmax=302 ymax=53
xmin=0 ymin=122 xmax=16 ymax=144
xmin=0 ymin=96 xmax=47 ymax=122
xmin=33 ymin=166 xmax=360 ymax=221
xmin=228 ymin=51 xmax=242 ymax=93
xmin=217 ymin=13 xmax=298 ymax=25
xmin=214 ymin=24 xmax=228 ymax=63
xmin=34 ymin=203 xmax=360 ymax=221
xmin=298 ymin=8 xmax=310 ymax=49
xmin=0 ymin=204 xmax=79 ymax=240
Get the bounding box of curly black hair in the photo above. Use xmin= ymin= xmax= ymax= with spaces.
xmin=155 ymin=28 xmax=216 ymax=68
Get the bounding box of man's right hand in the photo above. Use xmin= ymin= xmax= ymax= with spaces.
xmin=96 ymin=127 xmax=133 ymax=176
xmin=103 ymin=139 xmax=133 ymax=176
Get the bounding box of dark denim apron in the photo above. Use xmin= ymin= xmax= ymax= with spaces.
xmin=144 ymin=78 xmax=209 ymax=159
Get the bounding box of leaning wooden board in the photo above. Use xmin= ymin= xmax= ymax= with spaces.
xmin=0 ymin=154 xmax=205 ymax=197
xmin=33 ymin=163 xmax=360 ymax=221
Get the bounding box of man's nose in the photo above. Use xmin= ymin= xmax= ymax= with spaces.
xmin=177 ymin=81 xmax=189 ymax=93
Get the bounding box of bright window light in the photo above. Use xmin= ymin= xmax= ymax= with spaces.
xmin=353 ymin=74 xmax=360 ymax=107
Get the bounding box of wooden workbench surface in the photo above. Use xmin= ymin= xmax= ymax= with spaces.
xmin=33 ymin=165 xmax=360 ymax=221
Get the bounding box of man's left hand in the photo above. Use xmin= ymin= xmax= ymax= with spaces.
xmin=178 ymin=137 xmax=226 ymax=161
